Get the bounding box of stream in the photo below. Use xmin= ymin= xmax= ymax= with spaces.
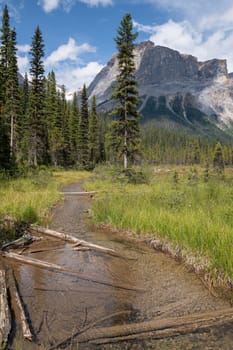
xmin=8 ymin=183 xmax=233 ymax=349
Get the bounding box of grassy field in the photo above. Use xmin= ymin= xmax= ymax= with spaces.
xmin=87 ymin=165 xmax=233 ymax=286
xmin=0 ymin=169 xmax=90 ymax=225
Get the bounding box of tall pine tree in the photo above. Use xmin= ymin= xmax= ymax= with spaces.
xmin=78 ymin=84 xmax=89 ymax=167
xmin=28 ymin=26 xmax=46 ymax=166
xmin=5 ymin=28 xmax=20 ymax=159
xmin=88 ymin=95 xmax=99 ymax=168
xmin=69 ymin=92 xmax=80 ymax=164
xmin=0 ymin=5 xmax=13 ymax=169
xmin=112 ymin=13 xmax=140 ymax=169
xmin=45 ymin=71 xmax=64 ymax=166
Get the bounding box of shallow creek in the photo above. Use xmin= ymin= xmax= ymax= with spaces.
xmin=7 ymin=183 xmax=233 ymax=349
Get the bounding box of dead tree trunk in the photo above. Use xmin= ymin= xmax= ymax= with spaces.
xmin=1 ymin=251 xmax=144 ymax=292
xmin=77 ymin=307 xmax=233 ymax=344
xmin=30 ymin=225 xmax=120 ymax=257
xmin=10 ymin=272 xmax=33 ymax=341
xmin=0 ymin=270 xmax=11 ymax=348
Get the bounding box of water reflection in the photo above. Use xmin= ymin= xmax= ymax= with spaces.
xmin=11 ymin=229 xmax=233 ymax=349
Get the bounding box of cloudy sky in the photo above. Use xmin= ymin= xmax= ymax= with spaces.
xmin=1 ymin=0 xmax=233 ymax=92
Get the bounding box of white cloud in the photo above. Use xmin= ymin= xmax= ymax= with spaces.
xmin=135 ymin=20 xmax=202 ymax=55
xmin=79 ymin=0 xmax=113 ymax=6
xmin=45 ymin=38 xmax=96 ymax=66
xmin=134 ymin=18 xmax=233 ymax=72
xmin=0 ymin=0 xmax=24 ymax=21
xmin=38 ymin=0 xmax=112 ymax=12
xmin=37 ymin=0 xmax=59 ymax=12
xmin=55 ymin=61 xmax=104 ymax=91
xmin=17 ymin=44 xmax=31 ymax=53
xmin=17 ymin=55 xmax=29 ymax=74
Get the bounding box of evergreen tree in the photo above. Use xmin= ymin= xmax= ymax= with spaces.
xmin=78 ymin=85 xmax=89 ymax=167
xmin=69 ymin=92 xmax=80 ymax=164
xmin=28 ymin=26 xmax=46 ymax=166
xmin=5 ymin=28 xmax=20 ymax=158
xmin=18 ymin=73 xmax=30 ymax=162
xmin=0 ymin=5 xmax=10 ymax=95
xmin=0 ymin=5 xmax=15 ymax=170
xmin=111 ymin=13 xmax=140 ymax=169
xmin=0 ymin=5 xmax=11 ymax=169
xmin=88 ymin=96 xmax=99 ymax=167
xmin=45 ymin=71 xmax=64 ymax=165
xmin=213 ymin=142 xmax=224 ymax=173
xmin=58 ymin=85 xmax=70 ymax=166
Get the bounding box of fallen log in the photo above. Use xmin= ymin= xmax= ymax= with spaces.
xmin=73 ymin=247 xmax=91 ymax=252
xmin=1 ymin=251 xmax=144 ymax=292
xmin=30 ymin=225 xmax=122 ymax=258
xmin=49 ymin=310 xmax=132 ymax=350
xmin=77 ymin=307 xmax=233 ymax=344
xmin=1 ymin=234 xmax=42 ymax=251
xmin=10 ymin=272 xmax=33 ymax=341
xmin=0 ymin=270 xmax=11 ymax=348
xmin=60 ymin=191 xmax=97 ymax=196
xmin=1 ymin=234 xmax=33 ymax=250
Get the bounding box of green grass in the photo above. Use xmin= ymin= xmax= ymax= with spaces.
xmin=0 ymin=169 xmax=90 ymax=225
xmin=87 ymin=166 xmax=233 ymax=283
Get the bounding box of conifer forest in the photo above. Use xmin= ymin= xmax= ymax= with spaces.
xmin=0 ymin=6 xmax=232 ymax=175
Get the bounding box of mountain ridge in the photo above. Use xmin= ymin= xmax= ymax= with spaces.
xmin=87 ymin=41 xmax=233 ymax=140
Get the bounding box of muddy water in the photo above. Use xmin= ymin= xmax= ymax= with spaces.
xmin=8 ymin=183 xmax=233 ymax=349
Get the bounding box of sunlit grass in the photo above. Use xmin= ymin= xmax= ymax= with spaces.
xmin=87 ymin=165 xmax=233 ymax=281
xmin=0 ymin=169 xmax=90 ymax=224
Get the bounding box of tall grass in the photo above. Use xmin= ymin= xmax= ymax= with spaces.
xmin=87 ymin=166 xmax=233 ymax=281
xmin=0 ymin=169 xmax=90 ymax=224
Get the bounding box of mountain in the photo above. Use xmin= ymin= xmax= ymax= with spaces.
xmin=18 ymin=72 xmax=24 ymax=85
xmin=88 ymin=41 xmax=233 ymax=140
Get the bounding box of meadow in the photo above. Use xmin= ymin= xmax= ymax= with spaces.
xmin=87 ymin=165 xmax=233 ymax=287
xmin=1 ymin=165 xmax=233 ymax=292
xmin=0 ymin=169 xmax=90 ymax=243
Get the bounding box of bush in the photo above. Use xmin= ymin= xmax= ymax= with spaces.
xmin=113 ymin=167 xmax=152 ymax=184
xmin=20 ymin=206 xmax=38 ymax=223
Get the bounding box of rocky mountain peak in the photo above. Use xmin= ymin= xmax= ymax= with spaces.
xmin=88 ymin=40 xmax=233 ymax=132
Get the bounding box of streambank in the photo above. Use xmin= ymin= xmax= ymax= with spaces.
xmin=4 ymin=182 xmax=233 ymax=349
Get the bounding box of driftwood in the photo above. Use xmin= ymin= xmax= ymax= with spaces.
xmin=49 ymin=310 xmax=132 ymax=350
xmin=60 ymin=191 xmax=96 ymax=196
xmin=30 ymin=225 xmax=121 ymax=258
xmin=1 ymin=234 xmax=42 ymax=251
xmin=0 ymin=270 xmax=11 ymax=348
xmin=1 ymin=251 xmax=144 ymax=292
xmin=1 ymin=234 xmax=33 ymax=250
xmin=77 ymin=307 xmax=233 ymax=344
xmin=10 ymin=272 xmax=33 ymax=341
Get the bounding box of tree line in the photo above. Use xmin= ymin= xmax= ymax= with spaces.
xmin=0 ymin=5 xmax=104 ymax=173
xmin=142 ymin=125 xmax=232 ymax=167
xmin=0 ymin=7 xmax=231 ymax=173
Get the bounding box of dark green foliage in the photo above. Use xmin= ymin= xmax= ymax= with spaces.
xmin=89 ymin=96 xmax=100 ymax=167
xmin=69 ymin=92 xmax=80 ymax=164
xmin=18 ymin=73 xmax=30 ymax=163
xmin=0 ymin=5 xmax=10 ymax=92
xmin=58 ymin=85 xmax=70 ymax=166
xmin=213 ymin=142 xmax=225 ymax=174
xmin=111 ymin=13 xmax=141 ymax=168
xmin=112 ymin=167 xmax=151 ymax=184
xmin=28 ymin=26 xmax=47 ymax=166
xmin=142 ymin=124 xmax=233 ymax=166
xmin=45 ymin=71 xmax=64 ymax=166
xmin=5 ymin=28 xmax=20 ymax=158
xmin=0 ymin=6 xmax=19 ymax=170
xmin=173 ymin=171 xmax=179 ymax=188
xmin=203 ymin=162 xmax=209 ymax=182
xmin=1 ymin=7 xmax=233 ymax=174
xmin=78 ymin=85 xmax=89 ymax=167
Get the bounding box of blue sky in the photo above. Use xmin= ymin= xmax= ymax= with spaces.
xmin=1 ymin=0 xmax=233 ymax=92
